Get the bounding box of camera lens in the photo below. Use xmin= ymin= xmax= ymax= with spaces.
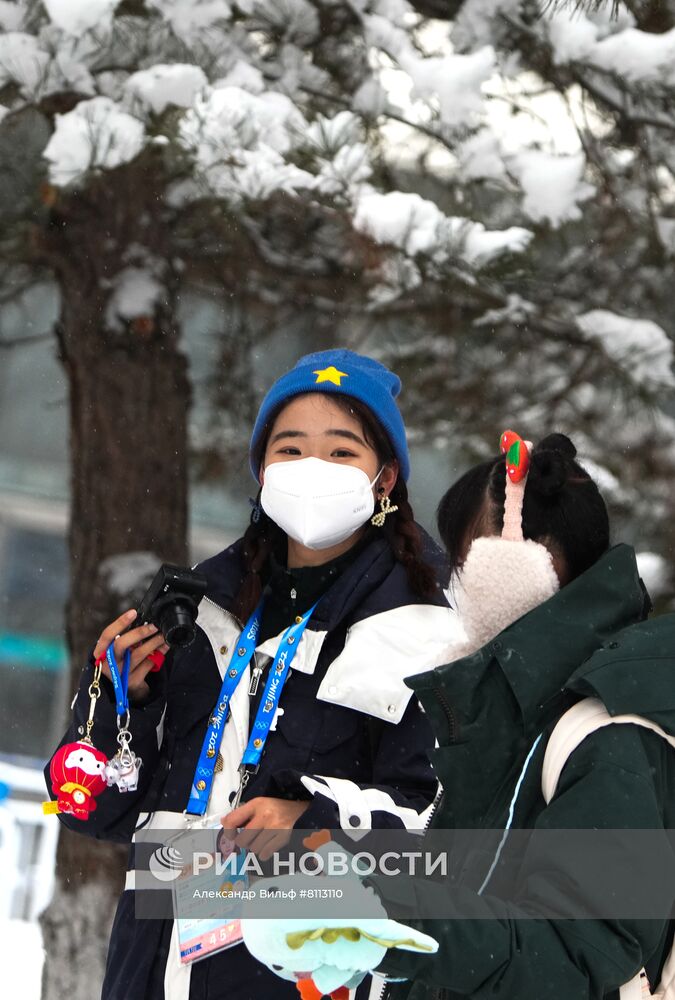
xmin=159 ymin=603 xmax=197 ymax=648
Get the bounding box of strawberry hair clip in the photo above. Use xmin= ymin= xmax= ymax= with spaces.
xmin=500 ymin=429 xmax=532 ymax=542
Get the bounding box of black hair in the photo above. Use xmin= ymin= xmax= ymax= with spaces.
xmin=231 ymin=392 xmax=439 ymax=621
xmin=437 ymin=433 xmax=610 ymax=584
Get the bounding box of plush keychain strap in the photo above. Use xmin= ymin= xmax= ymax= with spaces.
xmin=500 ymin=430 xmax=532 ymax=542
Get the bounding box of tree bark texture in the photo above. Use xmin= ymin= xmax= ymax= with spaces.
xmin=37 ymin=161 xmax=190 ymax=1000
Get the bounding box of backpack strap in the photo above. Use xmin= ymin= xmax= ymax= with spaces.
xmin=542 ymin=697 xmax=675 ymax=1000
xmin=654 ymin=945 xmax=675 ymax=1000
xmin=542 ymin=697 xmax=675 ymax=806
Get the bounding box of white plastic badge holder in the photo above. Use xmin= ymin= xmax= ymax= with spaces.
xmin=167 ymin=822 xmax=248 ymax=964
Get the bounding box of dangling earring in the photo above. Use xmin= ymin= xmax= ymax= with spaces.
xmin=371 ymin=488 xmax=399 ymax=528
xmin=248 ymin=495 xmax=263 ymax=524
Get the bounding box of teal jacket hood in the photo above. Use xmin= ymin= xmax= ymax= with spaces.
xmin=379 ymin=544 xmax=675 ymax=1000
xmin=407 ymin=543 xmax=675 ymax=744
xmin=567 ymin=611 xmax=675 ymax=736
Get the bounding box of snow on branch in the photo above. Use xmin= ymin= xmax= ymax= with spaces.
xmin=401 ymin=46 xmax=497 ymax=128
xmin=0 ymin=0 xmax=673 ymax=554
xmin=545 ymin=5 xmax=675 ymax=87
xmin=178 ymin=86 xmax=314 ymax=201
xmin=125 ymin=64 xmax=208 ymax=115
xmin=43 ymin=96 xmax=145 ymax=186
xmin=592 ymin=27 xmax=675 ymax=83
xmin=43 ymin=0 xmax=122 ymax=36
xmin=353 ymin=190 xmax=532 ymax=265
xmin=146 ymin=0 xmax=232 ymax=39
xmin=510 ymin=150 xmax=595 ymax=226
xmin=576 ymin=310 xmax=675 ymax=392
xmin=0 ymin=33 xmax=52 ymax=100
xmin=104 ymin=265 xmax=166 ymax=331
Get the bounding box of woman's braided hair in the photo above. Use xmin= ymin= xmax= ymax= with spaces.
xmin=231 ymin=393 xmax=440 ymax=622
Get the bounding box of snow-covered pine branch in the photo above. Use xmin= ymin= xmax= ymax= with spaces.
xmin=1 ymin=0 xmax=674 ymax=586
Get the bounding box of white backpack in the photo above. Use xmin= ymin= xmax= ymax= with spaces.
xmin=543 ymin=698 xmax=675 ymax=1000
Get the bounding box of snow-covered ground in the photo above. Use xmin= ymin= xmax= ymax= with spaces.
xmin=1 ymin=919 xmax=44 ymax=998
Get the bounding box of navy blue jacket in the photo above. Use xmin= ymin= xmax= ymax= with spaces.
xmin=46 ymin=529 xmax=457 ymax=1000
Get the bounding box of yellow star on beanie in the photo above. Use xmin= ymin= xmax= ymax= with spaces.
xmin=313 ymin=365 xmax=348 ymax=386
xmin=249 ymin=348 xmax=411 ymax=480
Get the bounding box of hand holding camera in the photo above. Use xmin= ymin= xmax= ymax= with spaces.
xmin=93 ymin=563 xmax=208 ymax=704
xmin=93 ymin=610 xmax=168 ymax=704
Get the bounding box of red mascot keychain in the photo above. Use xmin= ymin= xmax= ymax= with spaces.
xmin=43 ymin=655 xmax=109 ymax=820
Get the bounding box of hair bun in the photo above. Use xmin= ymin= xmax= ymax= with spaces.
xmin=528 ymin=434 xmax=576 ymax=497
xmin=536 ymin=433 xmax=577 ymax=459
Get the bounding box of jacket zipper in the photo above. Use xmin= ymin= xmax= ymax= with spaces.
xmin=423 ymin=677 xmax=456 ymax=1000
xmin=203 ymin=597 xmax=445 ymax=1000
xmin=374 ymin=692 xmax=453 ymax=1000
xmin=202 ymin=594 xmax=244 ymax=630
xmin=201 ymin=595 xmax=265 ymax=684
xmin=432 ymin=675 xmax=458 ymax=745
xmin=423 ymin=783 xmax=444 ymax=833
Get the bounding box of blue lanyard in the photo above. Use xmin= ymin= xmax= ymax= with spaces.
xmin=186 ymin=600 xmax=317 ymax=817
xmin=241 ymin=601 xmax=317 ymax=770
xmin=106 ymin=644 xmax=132 ymax=721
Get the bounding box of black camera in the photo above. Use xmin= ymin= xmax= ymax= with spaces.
xmin=136 ymin=564 xmax=208 ymax=649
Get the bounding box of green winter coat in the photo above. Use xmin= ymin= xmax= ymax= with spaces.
xmin=373 ymin=543 xmax=675 ymax=1000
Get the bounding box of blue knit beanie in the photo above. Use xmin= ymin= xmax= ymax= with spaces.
xmin=249 ymin=349 xmax=410 ymax=481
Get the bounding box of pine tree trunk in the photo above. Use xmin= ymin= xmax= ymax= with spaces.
xmin=37 ymin=165 xmax=190 ymax=1000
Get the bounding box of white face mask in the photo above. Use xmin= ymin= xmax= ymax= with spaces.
xmin=261 ymin=457 xmax=381 ymax=550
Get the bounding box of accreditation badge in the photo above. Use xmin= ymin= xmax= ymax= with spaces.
xmin=167 ymin=822 xmax=249 ymax=964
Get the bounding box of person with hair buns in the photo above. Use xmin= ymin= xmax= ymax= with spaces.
xmin=249 ymin=431 xmax=675 ymax=1000
xmin=362 ymin=430 xmax=675 ymax=1000
xmin=45 ymin=349 xmax=458 ymax=1000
